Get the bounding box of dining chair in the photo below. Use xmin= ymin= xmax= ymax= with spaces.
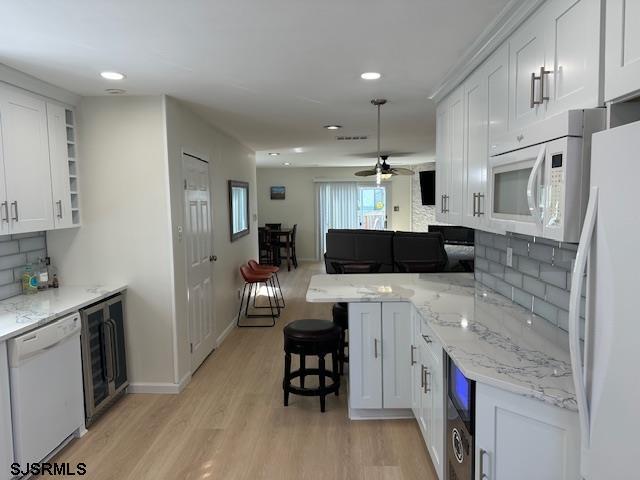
xmin=265 ymin=223 xmax=282 ymax=230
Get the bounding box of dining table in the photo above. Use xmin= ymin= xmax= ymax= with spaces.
xmin=268 ymin=228 xmax=294 ymax=271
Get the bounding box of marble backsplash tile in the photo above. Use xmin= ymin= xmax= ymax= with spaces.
xmin=0 ymin=232 xmax=47 ymax=301
xmin=475 ymin=231 xmax=585 ymax=337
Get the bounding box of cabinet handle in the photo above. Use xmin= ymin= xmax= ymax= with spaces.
xmin=0 ymin=202 xmax=7 ymax=223
xmin=424 ymin=367 xmax=430 ymax=393
xmin=440 ymin=194 xmax=445 ymax=213
xmin=410 ymin=345 xmax=416 ymax=365
xmin=10 ymin=201 xmax=18 ymax=222
xmin=446 ymin=195 xmax=450 ymax=213
xmin=530 ymin=72 xmax=537 ymax=108
xmin=374 ymin=338 xmax=378 ymax=359
xmin=56 ymin=200 xmax=63 ymax=219
xmin=477 ymin=193 xmax=485 ymax=216
xmin=422 ymin=334 xmax=432 ymax=344
xmin=539 ymin=66 xmax=551 ymax=103
xmin=420 ymin=364 xmax=425 ymax=389
xmin=479 ymin=448 xmax=489 ymax=479
xmin=472 ymin=193 xmax=477 ymax=217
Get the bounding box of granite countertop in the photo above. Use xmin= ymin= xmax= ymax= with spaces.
xmin=307 ymin=273 xmax=576 ymax=411
xmin=0 ymin=285 xmax=127 ymax=342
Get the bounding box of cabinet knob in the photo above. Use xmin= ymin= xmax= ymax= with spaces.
xmin=209 ymin=255 xmax=217 ymax=262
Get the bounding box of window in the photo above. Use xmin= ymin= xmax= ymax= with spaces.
xmin=228 ymin=180 xmax=249 ymax=241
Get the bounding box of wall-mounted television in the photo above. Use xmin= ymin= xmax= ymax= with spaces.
xmin=419 ymin=170 xmax=435 ymax=206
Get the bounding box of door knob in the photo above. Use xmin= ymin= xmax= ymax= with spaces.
xmin=209 ymin=255 xmax=217 ymax=262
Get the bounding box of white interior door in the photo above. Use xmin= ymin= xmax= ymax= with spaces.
xmin=183 ymin=153 xmax=216 ymax=373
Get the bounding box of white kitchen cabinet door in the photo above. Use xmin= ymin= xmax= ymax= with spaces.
xmin=435 ymin=101 xmax=449 ymax=222
xmin=447 ymin=86 xmax=465 ymax=226
xmin=0 ymin=87 xmax=53 ymax=233
xmin=410 ymin=309 xmax=421 ymax=418
xmin=427 ymin=341 xmax=444 ymax=480
xmin=462 ymin=67 xmax=488 ymax=229
xmin=418 ymin=341 xmax=431 ymax=441
xmin=605 ymin=0 xmax=640 ymax=102
xmin=381 ymin=303 xmax=412 ymax=409
xmin=487 ymin=44 xmax=510 ymax=148
xmin=509 ymin=9 xmax=547 ymax=132
xmin=475 ymin=383 xmax=580 ymax=480
xmin=348 ymin=303 xmax=383 ymax=409
xmin=0 ymin=342 xmax=14 ymax=480
xmin=46 ymin=103 xmax=73 ymax=229
xmin=543 ymin=0 xmax=601 ymax=116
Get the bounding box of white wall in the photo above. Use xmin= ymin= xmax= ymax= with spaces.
xmin=164 ymin=96 xmax=258 ymax=383
xmin=256 ymin=167 xmax=412 ymax=260
xmin=47 ymin=96 xmax=176 ymax=386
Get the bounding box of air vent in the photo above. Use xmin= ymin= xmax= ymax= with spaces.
xmin=336 ymin=135 xmax=368 ymax=141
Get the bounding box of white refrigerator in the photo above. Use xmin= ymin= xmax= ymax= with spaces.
xmin=569 ymin=120 xmax=640 ymax=480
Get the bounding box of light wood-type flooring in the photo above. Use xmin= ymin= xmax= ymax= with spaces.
xmin=52 ymin=262 xmax=436 ymax=480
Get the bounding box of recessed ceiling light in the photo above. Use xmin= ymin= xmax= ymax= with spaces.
xmin=361 ymin=72 xmax=381 ymax=80
xmin=282 ymin=162 xmax=291 ymax=166
xmin=324 ymin=125 xmax=342 ymax=130
xmin=100 ymin=71 xmax=126 ymax=80
xmin=293 ymin=147 xmax=304 ymax=153
xmin=268 ymin=152 xmax=280 ymax=156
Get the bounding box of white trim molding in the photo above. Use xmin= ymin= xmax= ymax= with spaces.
xmin=0 ymin=63 xmax=80 ymax=106
xmin=429 ymin=0 xmax=546 ymax=103
xmin=216 ymin=318 xmax=236 ymax=347
xmin=128 ymin=372 xmax=192 ymax=394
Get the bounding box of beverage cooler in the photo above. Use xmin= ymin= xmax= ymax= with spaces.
xmin=80 ymin=293 xmax=128 ymax=425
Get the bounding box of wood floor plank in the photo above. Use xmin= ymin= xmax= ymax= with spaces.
xmin=51 ymin=262 xmax=437 ymax=479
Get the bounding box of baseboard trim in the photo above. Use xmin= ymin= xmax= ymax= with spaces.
xmin=216 ymin=318 xmax=236 ymax=347
xmin=348 ymin=407 xmax=414 ymax=421
xmin=128 ymin=381 xmax=186 ymax=394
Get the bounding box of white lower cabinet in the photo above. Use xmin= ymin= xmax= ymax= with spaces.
xmin=348 ymin=302 xmax=412 ymax=412
xmin=0 ymin=342 xmax=14 ymax=480
xmin=416 ymin=321 xmax=444 ymax=480
xmin=475 ymin=383 xmax=580 ymax=480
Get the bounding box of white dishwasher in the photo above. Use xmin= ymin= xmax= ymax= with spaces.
xmin=8 ymin=313 xmax=85 ymax=466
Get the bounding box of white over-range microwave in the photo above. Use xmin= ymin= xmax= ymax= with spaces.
xmin=488 ymin=109 xmax=605 ymax=242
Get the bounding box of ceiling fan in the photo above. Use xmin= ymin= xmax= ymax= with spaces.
xmin=355 ymin=99 xmax=415 ymax=184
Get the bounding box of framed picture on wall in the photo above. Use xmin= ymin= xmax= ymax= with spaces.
xmin=270 ymin=186 xmax=286 ymax=200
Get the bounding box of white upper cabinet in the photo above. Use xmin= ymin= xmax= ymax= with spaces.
xmin=543 ymin=0 xmax=601 ymax=116
xmin=435 ymin=101 xmax=449 ymax=222
xmin=435 ymin=86 xmax=464 ymax=225
xmin=509 ymin=9 xmax=547 ymax=131
xmin=463 ymin=67 xmax=488 ymax=228
xmin=46 ymin=103 xmax=73 ymax=229
xmin=447 ymin=86 xmax=465 ymax=226
xmin=487 ymin=44 xmax=510 ymax=147
xmin=605 ymin=0 xmax=640 ymax=102
xmin=509 ymin=0 xmax=601 ymax=132
xmin=0 ymin=87 xmax=54 ymax=234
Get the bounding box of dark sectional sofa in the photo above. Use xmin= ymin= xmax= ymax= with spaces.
xmin=324 ymin=228 xmax=474 ymax=274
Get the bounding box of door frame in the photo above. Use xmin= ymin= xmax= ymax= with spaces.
xmin=181 ymin=148 xmax=216 ymax=374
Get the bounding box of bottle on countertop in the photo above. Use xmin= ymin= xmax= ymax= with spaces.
xmin=21 ymin=264 xmax=38 ymax=294
xmin=37 ymin=257 xmax=49 ymax=290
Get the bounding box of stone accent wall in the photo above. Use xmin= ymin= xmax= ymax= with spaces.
xmin=411 ymin=162 xmax=446 ymax=232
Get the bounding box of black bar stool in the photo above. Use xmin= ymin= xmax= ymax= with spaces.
xmin=332 ymin=303 xmax=349 ymax=375
xmin=283 ymin=319 xmax=340 ymax=412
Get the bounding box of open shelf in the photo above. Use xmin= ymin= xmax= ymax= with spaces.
xmin=65 ymin=108 xmax=81 ymax=226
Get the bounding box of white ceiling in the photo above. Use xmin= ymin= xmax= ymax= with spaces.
xmin=0 ymin=0 xmax=509 ymax=167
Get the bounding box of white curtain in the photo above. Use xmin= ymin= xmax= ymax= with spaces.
xmin=316 ymin=182 xmax=358 ymax=256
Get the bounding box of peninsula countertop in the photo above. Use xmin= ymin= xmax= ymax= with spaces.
xmin=306 ymin=273 xmax=576 ymax=411
xmin=0 ymin=285 xmax=127 ymax=342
